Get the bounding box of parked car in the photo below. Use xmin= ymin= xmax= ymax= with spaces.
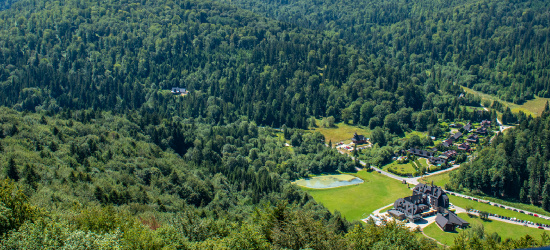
xmin=520 ymin=211 xmax=525 ymax=213
xmin=539 ymin=226 xmax=545 ymax=229
xmin=535 ymin=214 xmax=539 ymax=217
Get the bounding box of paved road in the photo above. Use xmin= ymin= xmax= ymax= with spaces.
xmin=447 ymin=191 xmax=550 ymax=222
xmin=367 ymin=162 xmax=460 ymax=185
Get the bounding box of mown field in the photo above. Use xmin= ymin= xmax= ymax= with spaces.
xmin=311 ymin=121 xmax=371 ymax=144
xmin=423 ymin=213 xmax=548 ymax=246
xmin=299 ymin=170 xmax=411 ymax=221
xmin=462 ymin=86 xmax=550 ymax=117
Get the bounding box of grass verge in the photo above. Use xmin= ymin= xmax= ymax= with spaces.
xmin=449 ymin=195 xmax=550 ymax=225
xmin=419 ymin=170 xmax=454 ymax=188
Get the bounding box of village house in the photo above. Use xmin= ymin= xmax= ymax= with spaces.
xmin=466 ymin=134 xmax=479 ymax=143
xmin=442 ymin=150 xmax=457 ymax=158
xmin=429 ymin=156 xmax=447 ymax=165
xmin=481 ymin=120 xmax=491 ymax=128
xmin=458 ymin=142 xmax=470 ymax=151
xmin=441 ymin=139 xmax=454 ymax=147
xmin=463 ymin=122 xmax=472 ymax=133
xmin=351 ymin=132 xmax=367 ymax=144
xmin=435 ymin=212 xmax=469 ymax=232
xmin=451 ymin=132 xmax=463 ymax=141
xmin=407 ymin=148 xmax=435 ymax=158
xmin=475 ymin=126 xmax=488 ymax=135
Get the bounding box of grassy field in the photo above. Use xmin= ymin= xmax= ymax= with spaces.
xmin=419 ymin=170 xmax=454 ymax=188
xmin=423 ymin=222 xmax=460 ymax=246
xmin=311 ymin=121 xmax=371 ymax=144
xmin=462 ymin=86 xmax=550 ymax=117
xmin=385 ymin=161 xmax=416 ymax=176
xmin=300 ymin=170 xmax=411 ymax=221
xmin=424 ymin=213 xmax=548 ymax=246
xmin=449 ymin=195 xmax=550 ymax=225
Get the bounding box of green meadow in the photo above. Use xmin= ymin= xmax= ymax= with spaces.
xmin=299 ymin=170 xmax=411 ymax=221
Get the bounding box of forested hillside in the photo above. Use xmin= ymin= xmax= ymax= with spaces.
xmin=0 ymin=107 xmax=446 ymax=248
xmin=219 ymin=0 xmax=550 ymax=104
xmin=0 ymin=0 xmax=490 ymax=133
xmin=2 ymin=0 xmax=550 ymax=247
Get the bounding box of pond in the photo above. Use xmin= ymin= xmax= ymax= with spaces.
xmin=293 ymin=174 xmax=364 ymax=189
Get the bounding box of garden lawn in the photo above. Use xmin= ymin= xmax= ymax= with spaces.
xmin=419 ymin=170 xmax=454 ymax=188
xmin=300 ymin=170 xmax=411 ymax=221
xmin=385 ymin=161 xmax=417 ymax=176
xmin=423 ymin=223 xmax=459 ymax=246
xmin=424 ymin=213 xmax=548 ymax=246
xmin=449 ymin=195 xmax=550 ymax=225
xmin=311 ymin=121 xmax=371 ymax=144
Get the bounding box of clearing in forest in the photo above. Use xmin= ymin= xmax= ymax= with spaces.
xmin=462 ymin=86 xmax=550 ymax=117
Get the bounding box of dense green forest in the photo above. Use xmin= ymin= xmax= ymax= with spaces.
xmin=218 ymin=0 xmax=550 ymax=104
xmin=0 ymin=107 xmax=447 ymax=248
xmin=0 ymin=0 xmax=499 ymax=133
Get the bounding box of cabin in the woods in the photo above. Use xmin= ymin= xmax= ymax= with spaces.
xmin=171 ymin=87 xmax=188 ymax=95
xmin=352 ymin=132 xmax=367 ymax=144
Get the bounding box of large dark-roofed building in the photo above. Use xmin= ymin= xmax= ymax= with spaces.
xmin=392 ymin=183 xmax=450 ymax=222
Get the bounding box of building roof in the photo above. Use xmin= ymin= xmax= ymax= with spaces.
xmin=458 ymin=142 xmax=470 ymax=150
xmin=442 ymin=139 xmax=453 ymax=147
xmin=407 ymin=148 xmax=435 ymax=158
xmin=171 ymin=87 xmax=187 ymax=93
xmin=436 ymin=213 xmax=451 ymax=229
xmin=451 ymin=132 xmax=463 ymax=140
xmin=447 ymin=212 xmax=469 ymax=227
xmin=476 ymin=127 xmax=487 ymax=134
xmin=388 ymin=209 xmax=404 ymax=217
xmin=352 ymin=132 xmax=366 ymax=142
xmin=463 ymin=122 xmax=472 ymax=132
xmin=443 ymin=150 xmax=457 ymax=157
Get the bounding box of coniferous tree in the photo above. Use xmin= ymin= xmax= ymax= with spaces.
xmin=23 ymin=164 xmax=39 ymax=189
xmin=6 ymin=158 xmax=19 ymax=181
